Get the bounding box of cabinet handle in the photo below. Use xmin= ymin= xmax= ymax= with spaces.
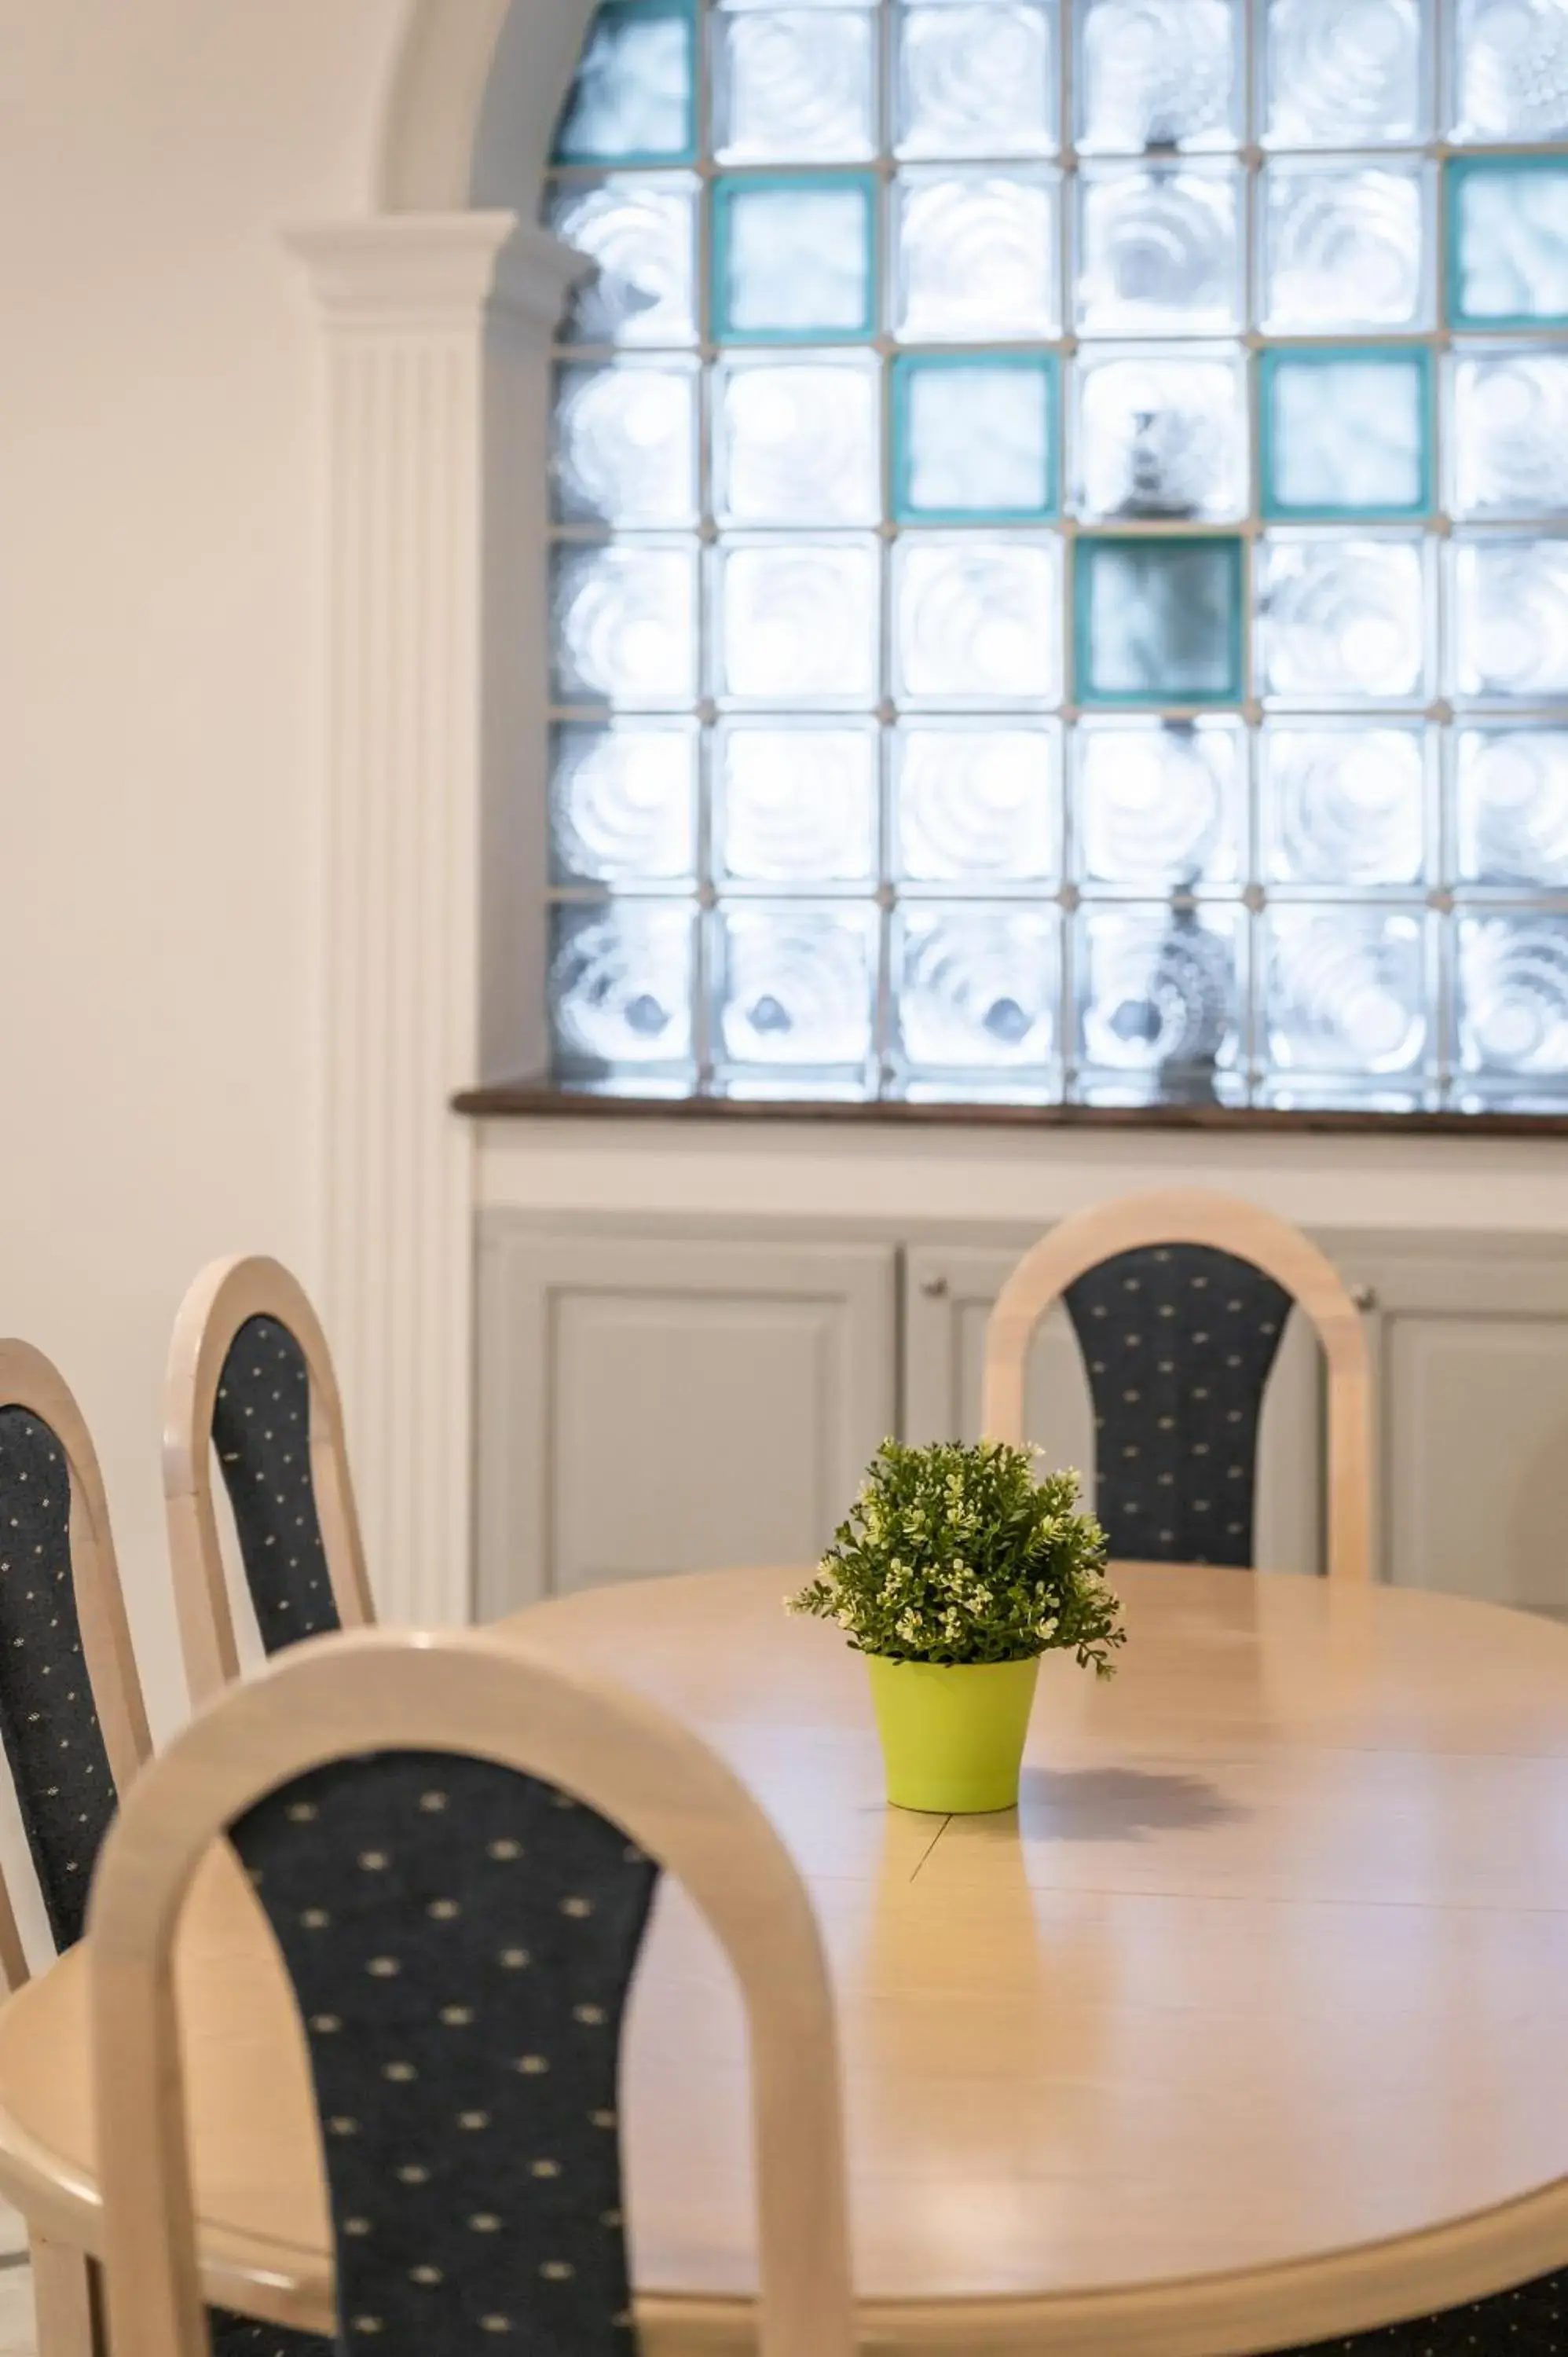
xmin=1350 ymin=1282 xmax=1377 ymax=1311
xmin=920 ymin=1275 xmax=950 ymax=1299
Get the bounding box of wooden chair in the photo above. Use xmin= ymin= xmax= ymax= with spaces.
xmin=0 ymin=1342 xmax=151 ymax=2357
xmin=0 ymin=1344 xmax=322 ymax=2357
xmin=87 ymin=1624 xmax=853 ymax=2357
xmin=163 ymin=1255 xmax=374 ymax=1706
xmin=981 ymin=1188 xmax=1374 ymax=1581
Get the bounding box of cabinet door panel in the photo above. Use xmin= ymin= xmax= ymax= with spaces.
xmin=1387 ymin=1315 xmax=1568 ymax=1616
xmin=477 ymin=1225 xmax=896 ymax=1611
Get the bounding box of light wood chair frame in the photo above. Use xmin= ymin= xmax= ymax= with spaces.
xmin=0 ymin=1340 xmax=154 ymax=2357
xmin=88 ymin=1626 xmax=853 ymax=2357
xmin=163 ymin=1255 xmax=374 ymax=1705
xmin=980 ymin=1189 xmax=1375 ymax=1582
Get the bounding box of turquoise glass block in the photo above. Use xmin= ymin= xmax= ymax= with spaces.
xmin=712 ymin=174 xmax=877 ymax=341
xmin=552 ymin=0 xmax=698 ymax=167
xmin=892 ymin=355 xmax=1057 ymax=523
xmin=1449 ymin=159 xmax=1568 ymax=328
xmin=1259 ymin=348 xmax=1431 ymax=521
xmin=1075 ymin=537 xmax=1244 ymax=706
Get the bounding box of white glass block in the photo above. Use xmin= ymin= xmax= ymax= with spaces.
xmin=1262 ymin=723 xmax=1427 ymax=886
xmin=893 ymin=534 xmax=1061 ymax=706
xmin=1075 ymin=0 xmax=1240 ymax=152
xmin=713 ymin=354 xmax=879 ymax=526
xmin=554 ymin=5 xmax=694 ymax=163
xmin=1264 ymin=355 xmax=1425 ymax=515
xmin=1260 ymin=160 xmax=1430 ymax=332
xmin=716 ymin=904 xmax=876 ymax=1068
xmin=1255 ymin=535 xmax=1429 ymax=703
xmin=894 ymin=169 xmax=1060 ymax=341
xmin=553 ymin=543 xmax=698 ymax=707
xmin=1458 ymin=918 xmax=1568 ymax=1078
xmin=551 ymin=722 xmax=698 ymax=882
xmin=551 ymin=359 xmax=698 ymax=526
xmin=550 ymin=175 xmax=699 ymax=347
xmin=1454 ymin=727 xmax=1568 ymax=886
xmin=896 ymin=2 xmax=1057 ymax=159
xmin=1073 ymin=717 xmax=1244 ymax=886
xmin=1266 ymin=909 xmax=1427 ymax=1075
xmin=893 ymin=722 xmax=1060 ymax=881
xmin=1452 ymin=0 xmax=1568 ymax=141
xmin=715 ymin=721 xmax=878 ymax=882
xmin=713 ymin=9 xmax=876 ymax=162
xmin=1262 ymin=0 xmax=1427 ymax=148
xmin=1077 ymin=907 xmax=1242 ymax=1079
xmin=899 ymin=362 xmax=1053 ymax=517
xmin=1075 ymin=164 xmax=1241 ymax=338
xmin=551 ymin=903 xmax=695 ymax=1069
xmin=899 ymin=907 xmax=1058 ymax=1069
xmin=1452 ymin=164 xmax=1568 ymax=324
xmin=1451 ymin=538 xmax=1568 ymax=701
xmin=713 ymin=537 xmax=880 ymax=704
xmin=1452 ymin=350 xmax=1568 ymax=519
xmin=1072 ymin=348 xmax=1245 ymax=522
xmin=719 ymin=181 xmax=873 ymax=335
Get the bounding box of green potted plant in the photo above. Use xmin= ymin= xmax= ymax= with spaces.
xmin=788 ymin=1439 xmax=1125 ymax=1814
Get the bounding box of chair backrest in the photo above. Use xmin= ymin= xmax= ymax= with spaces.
xmin=981 ymin=1189 xmax=1373 ymax=1581
xmin=89 ymin=1628 xmax=853 ymax=2357
xmin=163 ymin=1255 xmax=374 ymax=1705
xmin=0 ymin=1341 xmax=152 ymax=1967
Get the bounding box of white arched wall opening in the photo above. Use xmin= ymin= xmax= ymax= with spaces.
xmin=288 ymin=0 xmax=592 ymax=1625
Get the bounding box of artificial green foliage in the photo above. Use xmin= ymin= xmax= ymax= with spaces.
xmin=788 ymin=1439 xmax=1125 ymax=1672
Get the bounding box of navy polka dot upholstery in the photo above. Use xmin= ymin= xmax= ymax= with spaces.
xmin=1064 ymin=1243 xmax=1294 ymax=1569
xmin=0 ymin=1408 xmax=116 ymax=1950
xmin=212 ymin=1317 xmax=339 ymax=1655
xmin=1273 ymin=2269 xmax=1568 ymax=2352
xmin=230 ymin=1748 xmax=659 ymax=2357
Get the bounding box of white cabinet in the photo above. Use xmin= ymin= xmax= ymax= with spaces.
xmin=474 ymin=1214 xmax=1568 ymax=1618
xmin=475 ymin=1222 xmax=896 ymax=1613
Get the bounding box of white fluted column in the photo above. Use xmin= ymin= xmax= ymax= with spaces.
xmin=287 ymin=212 xmax=581 ymax=1625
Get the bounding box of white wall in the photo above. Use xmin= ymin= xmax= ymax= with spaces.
xmin=0 ymin=0 xmax=405 ymax=1730
xmin=480 ymin=1119 xmax=1568 ymax=1235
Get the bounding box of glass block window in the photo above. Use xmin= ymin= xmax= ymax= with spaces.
xmin=544 ymin=0 xmax=1568 ymax=1113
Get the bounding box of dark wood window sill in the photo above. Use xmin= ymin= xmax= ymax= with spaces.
xmin=453 ymin=1081 xmax=1568 ymax=1139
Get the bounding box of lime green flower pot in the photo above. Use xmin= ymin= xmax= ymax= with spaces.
xmin=865 ymin=1653 xmax=1039 ymax=1814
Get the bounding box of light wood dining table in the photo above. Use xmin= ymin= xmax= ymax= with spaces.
xmin=5 ymin=1562 xmax=1568 ymax=2355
